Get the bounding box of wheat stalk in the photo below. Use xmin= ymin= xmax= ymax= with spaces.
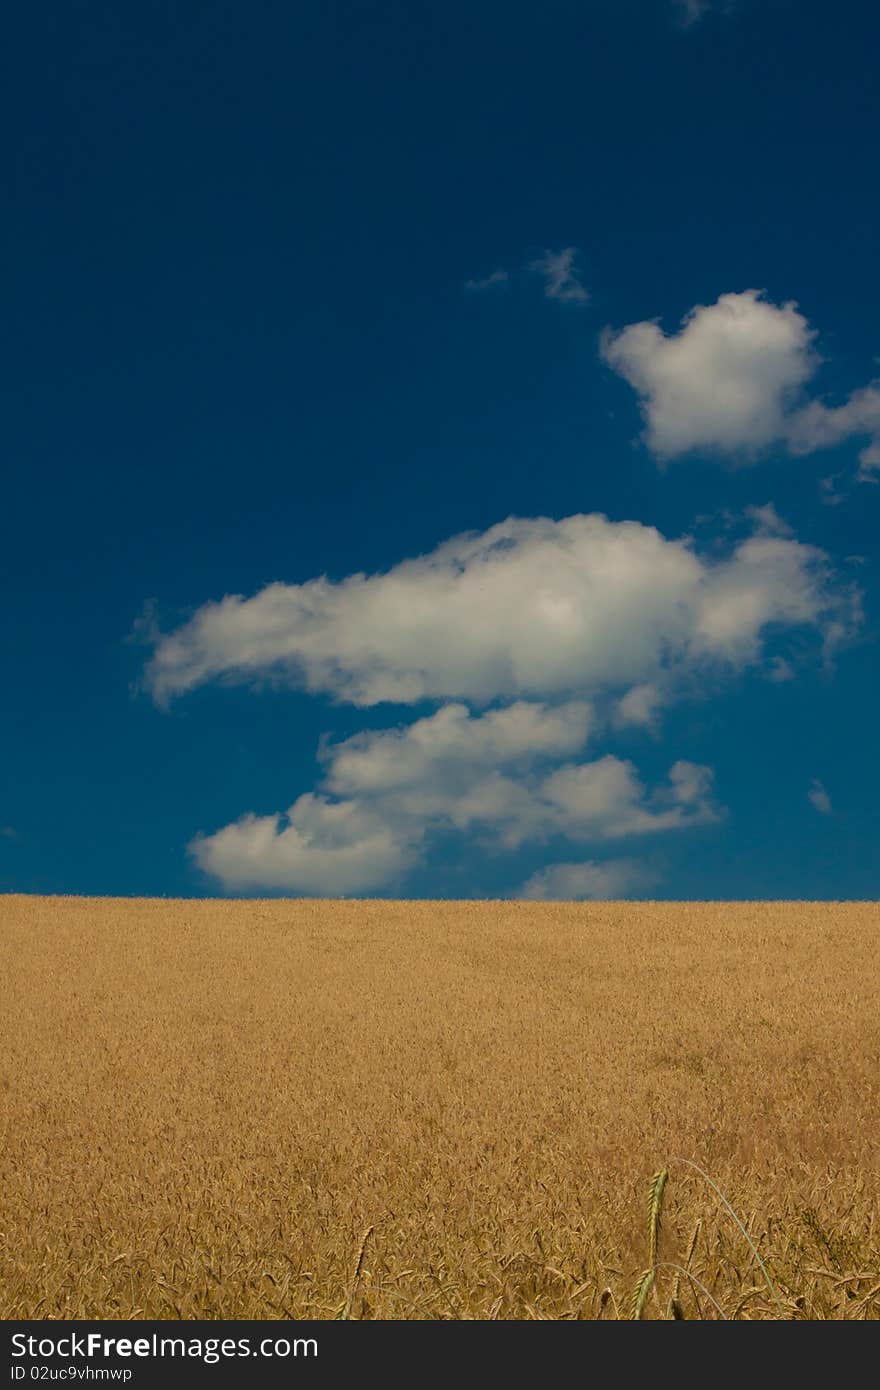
xmin=629 ymin=1168 xmax=668 ymax=1318
xmin=654 ymin=1262 xmax=727 ymax=1319
xmin=672 ymin=1216 xmax=702 ymax=1312
xmin=335 ymin=1225 xmax=374 ymax=1320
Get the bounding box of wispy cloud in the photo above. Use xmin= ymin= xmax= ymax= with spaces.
xmin=1 ymin=825 xmax=17 ymax=840
xmin=464 ymin=268 xmax=509 ymax=293
xmin=788 ymin=384 xmax=880 ymax=483
xmin=672 ymin=0 xmax=711 ymax=27
xmin=819 ymin=473 xmax=847 ymax=507
xmin=530 ymin=247 xmax=589 ymax=303
xmin=808 ymin=779 xmax=832 ymax=815
xmin=464 ymin=248 xmax=589 ymax=303
xmin=744 ymin=502 xmax=794 ymax=537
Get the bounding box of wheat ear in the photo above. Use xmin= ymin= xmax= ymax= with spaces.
xmin=630 ymin=1268 xmax=656 ymax=1320
xmin=648 ymin=1168 xmax=668 ymax=1268
xmin=630 ymin=1168 xmax=668 ymax=1318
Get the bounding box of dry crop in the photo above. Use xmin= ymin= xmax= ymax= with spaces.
xmin=1 ymin=896 xmax=878 ymax=1319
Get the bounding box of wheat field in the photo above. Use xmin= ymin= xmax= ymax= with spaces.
xmin=1 ymin=895 xmax=878 ymax=1319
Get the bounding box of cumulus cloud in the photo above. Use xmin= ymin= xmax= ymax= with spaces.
xmin=323 ymin=699 xmax=591 ymax=796
xmin=603 ymin=289 xmax=880 ymax=478
xmin=601 ymin=290 xmax=818 ymax=458
xmin=155 ymin=505 xmax=860 ymax=895
xmin=190 ymin=701 xmax=719 ymax=893
xmin=518 ymin=858 xmax=651 ymax=900
xmin=193 ymin=700 xmax=589 ymax=892
xmin=530 ymin=247 xmax=589 ymax=304
xmin=145 ymin=512 xmax=857 ymax=707
xmin=536 ymin=756 xmax=719 ymax=842
xmin=808 ymin=779 xmax=832 ymax=815
xmin=192 ymin=797 xmax=413 ymax=896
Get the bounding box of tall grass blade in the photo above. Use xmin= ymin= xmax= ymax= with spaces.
xmin=669 ymin=1158 xmax=785 ymax=1316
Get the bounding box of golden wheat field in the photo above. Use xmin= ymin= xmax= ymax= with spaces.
xmin=1 ymin=895 xmax=879 ymax=1320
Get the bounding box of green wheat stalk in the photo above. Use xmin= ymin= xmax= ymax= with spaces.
xmin=630 ymin=1168 xmax=668 ymax=1318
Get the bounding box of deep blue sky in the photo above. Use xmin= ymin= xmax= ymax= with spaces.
xmin=2 ymin=0 xmax=878 ymax=897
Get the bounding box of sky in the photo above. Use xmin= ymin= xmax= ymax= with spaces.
xmin=2 ymin=0 xmax=878 ymax=900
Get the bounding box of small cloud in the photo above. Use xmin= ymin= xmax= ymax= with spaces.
xmin=464 ymin=268 xmax=509 ymax=293
xmin=128 ymin=598 xmax=161 ymax=646
xmin=613 ymin=682 xmax=665 ymax=730
xmin=808 ymin=779 xmax=832 ymax=815
xmin=530 ymin=247 xmax=589 ymax=304
xmin=819 ymin=473 xmax=846 ymax=507
xmin=518 ymin=858 xmax=651 ymax=901
xmin=603 ymin=288 xmax=880 ymax=484
xmin=1 ymin=826 xmax=18 ymax=840
xmin=789 ymin=383 xmax=880 ymax=482
xmin=744 ymin=502 xmax=793 ymax=537
xmin=601 ymin=290 xmax=818 ymax=460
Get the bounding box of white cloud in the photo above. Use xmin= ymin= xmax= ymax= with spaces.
xmin=465 ymin=248 xmax=588 ymax=304
xmin=190 ymin=701 xmax=719 ymax=894
xmin=603 ymin=289 xmax=880 ymax=479
xmin=694 ymin=532 xmax=850 ymax=665
xmin=324 ymin=699 xmax=591 ymax=795
xmin=518 ymin=858 xmax=651 ymax=901
xmin=788 ymin=383 xmax=880 ymax=481
xmin=808 ymin=779 xmax=832 ymax=815
xmin=537 ymin=756 xmax=719 ymax=842
xmin=743 ymin=502 xmax=794 ymax=537
xmin=191 ymin=797 xmax=414 ymax=895
xmin=612 ymin=682 xmax=664 ymax=730
xmin=464 ymin=268 xmax=509 ymax=292
xmin=436 ymin=753 xmax=719 ymax=852
xmin=601 ymin=290 xmax=818 ymax=458
xmin=530 ymin=247 xmax=589 ymax=304
xmin=146 ymin=512 xmax=858 ymax=707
